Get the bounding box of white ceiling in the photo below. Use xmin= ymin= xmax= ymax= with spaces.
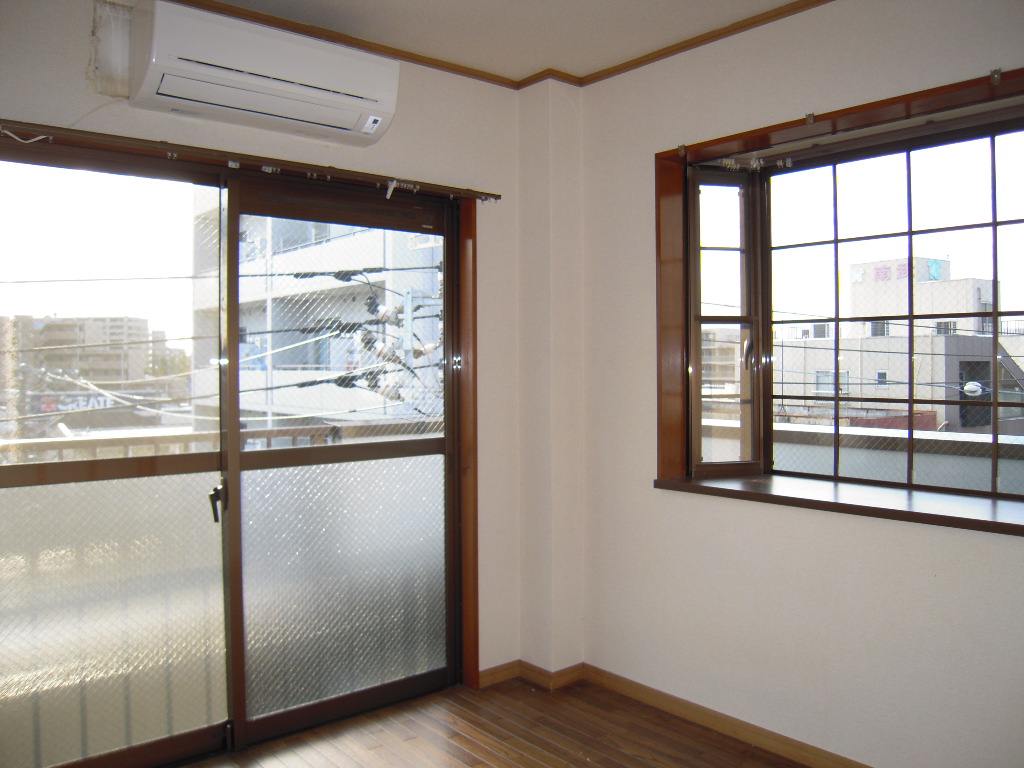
xmin=217 ymin=0 xmax=808 ymax=82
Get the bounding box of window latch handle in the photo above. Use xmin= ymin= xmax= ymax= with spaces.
xmin=742 ymin=339 xmax=754 ymax=370
xmin=208 ymin=484 xmax=225 ymax=524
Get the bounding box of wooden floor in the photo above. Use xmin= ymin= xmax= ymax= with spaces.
xmin=184 ymin=680 xmax=811 ymax=768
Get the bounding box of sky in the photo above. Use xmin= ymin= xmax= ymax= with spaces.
xmin=0 ymin=160 xmax=217 ymax=352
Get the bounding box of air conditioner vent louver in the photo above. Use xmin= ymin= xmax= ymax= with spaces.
xmin=174 ymin=57 xmax=380 ymax=104
xmin=129 ymin=0 xmax=398 ymax=146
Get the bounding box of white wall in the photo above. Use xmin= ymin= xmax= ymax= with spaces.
xmin=579 ymin=1 xmax=1024 ymax=767
xmin=5 ymin=0 xmax=1024 ymax=767
xmin=0 ymin=0 xmax=523 ymax=670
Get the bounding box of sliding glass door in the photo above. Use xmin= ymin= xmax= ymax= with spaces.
xmin=0 ymin=160 xmax=460 ymax=766
xmin=0 ymin=161 xmax=226 ymax=768
xmin=228 ymin=180 xmax=457 ymax=743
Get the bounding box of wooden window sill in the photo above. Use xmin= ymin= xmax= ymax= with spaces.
xmin=654 ymin=474 xmax=1024 ymax=537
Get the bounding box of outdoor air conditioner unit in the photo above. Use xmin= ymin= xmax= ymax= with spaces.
xmin=129 ymin=0 xmax=399 ymax=146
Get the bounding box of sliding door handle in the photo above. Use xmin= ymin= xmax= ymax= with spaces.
xmin=208 ymin=484 xmax=225 ymax=524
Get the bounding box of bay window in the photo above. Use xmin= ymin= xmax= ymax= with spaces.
xmin=655 ymin=68 xmax=1024 ymax=535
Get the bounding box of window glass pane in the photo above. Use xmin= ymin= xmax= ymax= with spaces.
xmin=995 ymin=129 xmax=1024 ymax=221
xmin=911 ymin=228 xmax=993 ymax=316
xmin=772 ymin=244 xmax=834 ymax=320
xmin=836 ymin=152 xmax=908 ymax=239
xmin=996 ymin=223 xmax=1024 ymax=311
xmin=839 ymin=321 xmax=909 ymax=400
xmin=238 ymin=219 xmax=444 ymax=449
xmin=913 ymin=318 xmax=991 ymax=403
xmin=772 ymin=325 xmax=835 ymax=399
xmin=772 ymin=398 xmax=835 ymax=475
xmin=912 ymin=408 xmax=992 ymax=492
xmin=997 ymin=339 xmax=1024 ymax=425
xmin=838 ymin=400 xmax=909 ymax=483
xmin=838 ymin=236 xmax=908 ymax=317
xmin=242 ymin=456 xmax=446 ymax=717
xmin=770 ymin=166 xmax=834 ymax=247
xmin=998 ymin=410 xmax=1024 ymax=494
xmin=698 ymin=323 xmax=754 ymax=463
xmin=910 ymin=138 xmax=992 ymax=230
xmin=700 ymin=249 xmax=742 ymax=316
xmin=1 ymin=473 xmax=227 ymax=767
xmin=0 ymin=162 xmax=220 ymax=465
xmin=698 ymin=184 xmax=741 ymax=248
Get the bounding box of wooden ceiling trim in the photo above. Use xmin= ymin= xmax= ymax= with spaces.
xmin=168 ymin=0 xmax=835 ymax=91
xmin=579 ymin=0 xmax=837 ymax=87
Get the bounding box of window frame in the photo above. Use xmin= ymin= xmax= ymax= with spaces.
xmin=654 ymin=67 xmax=1024 ymax=536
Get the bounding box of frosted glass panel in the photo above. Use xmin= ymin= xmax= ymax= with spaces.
xmin=242 ymin=455 xmax=446 ymax=718
xmin=0 ymin=474 xmax=227 ymax=768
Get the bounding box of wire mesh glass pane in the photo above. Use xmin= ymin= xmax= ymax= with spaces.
xmin=911 ymin=137 xmax=992 ymax=231
xmin=237 ymin=218 xmax=444 ymax=449
xmin=772 ymin=398 xmax=835 ymax=475
xmin=242 ymin=455 xmax=446 ymax=718
xmin=772 ymin=324 xmax=835 ymax=399
xmin=913 ymin=407 xmax=992 ymax=492
xmin=0 ymin=474 xmax=227 ymax=768
xmin=838 ymin=321 xmax=909 ymax=400
xmin=913 ymin=318 xmax=992 ymax=403
xmin=911 ymin=229 xmax=993 ymax=317
xmin=0 ymin=162 xmax=220 ymax=465
xmin=836 ymin=152 xmax=908 ymax=240
xmin=998 ymin=405 xmax=1024 ymax=494
xmin=772 ymin=244 xmax=834 ymax=321
xmin=996 ymin=130 xmax=1024 ymax=221
xmin=996 ymin=223 xmax=1024 ymax=312
xmin=838 ymin=236 xmax=909 ymax=318
xmin=770 ymin=166 xmax=834 ymax=247
xmin=838 ymin=401 xmax=909 ymax=483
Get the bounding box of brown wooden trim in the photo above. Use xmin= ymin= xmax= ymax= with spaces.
xmin=151 ymin=0 xmax=831 ymax=91
xmin=237 ymin=437 xmax=446 ymax=472
xmin=0 ymin=120 xmax=501 ymax=202
xmin=478 ymin=660 xmax=587 ymax=690
xmin=683 ymin=67 xmax=1024 ymax=163
xmin=517 ymin=69 xmax=584 ymax=89
xmin=458 ymin=198 xmax=481 ymax=690
xmin=580 ymin=0 xmax=837 ymax=86
xmin=478 ymin=660 xmax=522 ymax=688
xmin=50 ymin=723 xmax=227 ymax=768
xmin=519 ymin=661 xmax=587 ymax=691
xmin=221 ymin=175 xmax=248 ymax=749
xmin=655 ymin=153 xmax=687 ymax=479
xmin=654 ymin=475 xmax=1024 ymax=537
xmin=581 ymin=664 xmax=874 ymax=768
xmin=0 ymin=452 xmax=218 ymax=488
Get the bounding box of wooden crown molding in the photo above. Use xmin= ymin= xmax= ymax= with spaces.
xmin=171 ymin=0 xmax=835 ymax=91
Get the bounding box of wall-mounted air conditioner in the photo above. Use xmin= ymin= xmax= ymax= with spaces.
xmin=129 ymin=0 xmax=399 ymax=146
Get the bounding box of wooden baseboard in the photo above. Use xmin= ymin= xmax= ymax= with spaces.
xmin=477 ymin=660 xmax=586 ymax=690
xmin=477 ymin=660 xmax=521 ymax=688
xmin=476 ymin=660 xmax=873 ymax=768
